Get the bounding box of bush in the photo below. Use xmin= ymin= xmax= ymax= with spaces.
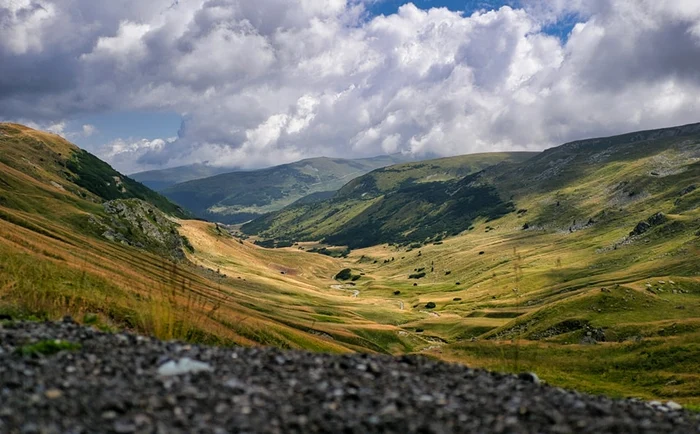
xmin=409 ymin=272 xmax=426 ymax=279
xmin=335 ymin=269 xmax=353 ymax=281
xmin=425 ymin=302 xmax=436 ymax=309
xmin=393 ymin=290 xmax=401 ymax=295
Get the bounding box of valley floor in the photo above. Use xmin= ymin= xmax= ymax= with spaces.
xmin=176 ymin=217 xmax=700 ymax=408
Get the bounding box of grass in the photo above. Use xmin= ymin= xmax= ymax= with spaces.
xmin=437 ymin=334 xmax=700 ymax=406
xmin=18 ymin=340 xmax=82 ymax=357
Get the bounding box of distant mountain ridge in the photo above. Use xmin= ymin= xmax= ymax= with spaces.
xmin=162 ymin=154 xmax=414 ymax=224
xmin=243 ymin=123 xmax=700 ymax=248
xmin=130 ymin=163 xmax=238 ymax=191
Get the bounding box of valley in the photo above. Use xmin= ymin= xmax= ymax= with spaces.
xmin=1 ymin=122 xmax=699 ymax=409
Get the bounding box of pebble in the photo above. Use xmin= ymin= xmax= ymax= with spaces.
xmin=44 ymin=389 xmax=63 ymax=400
xmin=157 ymin=358 xmax=213 ymax=376
xmin=667 ymin=401 xmax=683 ymax=411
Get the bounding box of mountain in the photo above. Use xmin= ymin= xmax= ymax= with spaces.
xmin=245 ymin=124 xmax=700 ymax=249
xmin=242 ymin=152 xmax=538 ymax=246
xmin=130 ymin=163 xmax=236 ymax=191
xmin=162 ymin=154 xmax=413 ymax=224
xmin=3 ymin=122 xmax=700 ymax=406
xmin=0 ymin=122 xmax=365 ymax=351
xmin=0 ymin=123 xmax=189 ymax=219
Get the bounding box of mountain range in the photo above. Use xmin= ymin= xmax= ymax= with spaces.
xmin=160 ymin=154 xmax=413 ymax=223
xmin=130 ymin=163 xmax=237 ymax=191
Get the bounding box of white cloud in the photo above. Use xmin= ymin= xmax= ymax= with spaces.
xmin=81 ymin=124 xmax=97 ymax=137
xmin=1 ymin=0 xmax=700 ymax=171
xmin=95 ymin=136 xmax=177 ymax=173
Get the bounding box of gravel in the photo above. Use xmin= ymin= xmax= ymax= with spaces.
xmin=1 ymin=319 xmax=698 ymax=434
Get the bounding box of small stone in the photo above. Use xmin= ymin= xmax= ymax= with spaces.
xmin=157 ymin=358 xmax=213 ymax=376
xmin=666 ymin=401 xmax=683 ymax=411
xmin=102 ymin=411 xmax=118 ymax=420
xmin=114 ymin=420 xmax=137 ymax=433
xmin=44 ymin=389 xmax=63 ymax=399
xmin=518 ymin=372 xmax=540 ymax=384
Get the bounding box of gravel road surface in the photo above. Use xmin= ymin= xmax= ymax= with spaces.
xmin=1 ymin=319 xmax=698 ymax=433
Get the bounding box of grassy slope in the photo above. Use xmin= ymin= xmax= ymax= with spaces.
xmin=0 ymin=123 xmax=189 ymax=219
xmin=0 ymin=124 xmax=360 ymax=351
xmin=162 ymin=154 xmax=412 ymax=224
xmin=243 ymin=152 xmax=536 ymax=244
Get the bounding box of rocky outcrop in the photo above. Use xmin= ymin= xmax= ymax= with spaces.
xmin=630 ymin=212 xmax=667 ymax=237
xmin=92 ymin=199 xmax=192 ymax=261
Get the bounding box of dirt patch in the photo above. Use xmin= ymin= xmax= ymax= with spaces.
xmin=270 ymin=263 xmax=298 ymax=276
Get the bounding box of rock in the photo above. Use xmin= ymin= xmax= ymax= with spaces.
xmin=666 ymin=401 xmax=683 ymax=411
xmin=98 ymin=199 xmax=190 ymax=261
xmin=518 ymin=372 xmax=540 ymax=385
xmin=157 ymin=358 xmax=213 ymax=376
xmin=44 ymin=389 xmax=62 ymax=400
xmin=580 ymin=336 xmax=597 ymax=345
xmin=630 ymin=212 xmax=667 ymax=237
xmin=679 ymin=185 xmax=697 ymax=196
xmin=630 ymin=221 xmax=651 ymax=237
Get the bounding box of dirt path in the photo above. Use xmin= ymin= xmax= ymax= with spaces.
xmin=330 ymin=284 xmax=360 ymax=298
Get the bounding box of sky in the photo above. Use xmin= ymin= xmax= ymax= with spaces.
xmin=1 ymin=0 xmax=700 ymax=174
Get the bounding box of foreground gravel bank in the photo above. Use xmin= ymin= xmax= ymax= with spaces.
xmin=1 ymin=320 xmax=698 ymax=433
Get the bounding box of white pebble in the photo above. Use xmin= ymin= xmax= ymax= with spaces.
xmin=666 ymin=401 xmax=683 ymax=411
xmin=157 ymin=358 xmax=213 ymax=376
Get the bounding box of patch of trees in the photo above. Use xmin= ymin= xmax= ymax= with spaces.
xmin=335 ymin=268 xmax=361 ymax=281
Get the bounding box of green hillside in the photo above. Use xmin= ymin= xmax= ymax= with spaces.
xmin=162 ymin=154 xmax=412 ymax=224
xmin=130 ymin=163 xmax=235 ymax=191
xmin=242 ymin=152 xmax=537 ymax=246
xmin=0 ymin=123 xmax=189 ymax=219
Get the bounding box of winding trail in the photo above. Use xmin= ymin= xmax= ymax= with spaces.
xmin=330 ymin=284 xmax=360 ymax=298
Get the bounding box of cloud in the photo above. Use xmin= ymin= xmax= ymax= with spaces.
xmin=1 ymin=0 xmax=699 ymax=170
xmin=81 ymin=124 xmax=97 ymax=137
xmin=95 ymin=136 xmax=177 ymax=173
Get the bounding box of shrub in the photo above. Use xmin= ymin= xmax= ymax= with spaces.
xmin=425 ymin=302 xmax=436 ymax=309
xmin=335 ymin=269 xmax=353 ymax=281
xmin=409 ymin=272 xmax=426 ymax=279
